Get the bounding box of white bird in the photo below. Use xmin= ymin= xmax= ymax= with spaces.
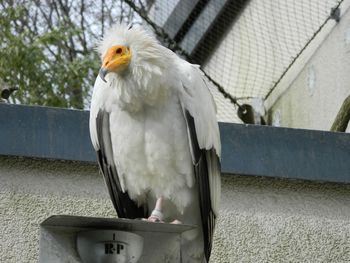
xmin=89 ymin=24 xmax=221 ymax=262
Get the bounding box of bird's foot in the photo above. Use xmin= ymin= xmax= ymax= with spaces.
xmin=170 ymin=219 xmax=182 ymax=224
xmin=146 ymin=208 xmax=164 ymax=222
xmin=141 ymin=197 xmax=183 ymax=224
xmin=143 ymin=197 xmax=165 ymax=223
xmin=141 ymin=217 xmax=182 ymax=224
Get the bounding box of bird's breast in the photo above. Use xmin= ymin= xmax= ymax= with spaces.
xmin=109 ymin=92 xmax=194 ymax=211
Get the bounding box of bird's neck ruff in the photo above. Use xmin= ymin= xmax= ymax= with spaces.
xmin=108 ymin=56 xmax=170 ymax=112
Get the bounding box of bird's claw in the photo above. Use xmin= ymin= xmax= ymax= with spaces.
xmin=139 ymin=217 xmax=182 ymax=224
xmin=170 ymin=219 xmax=182 ymax=224
xmin=145 ymin=215 xmax=164 ymax=223
xmin=138 ymin=197 xmax=182 ymax=224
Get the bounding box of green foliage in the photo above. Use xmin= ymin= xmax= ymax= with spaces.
xmin=0 ymin=0 xmax=143 ymax=108
xmin=0 ymin=5 xmax=100 ymax=109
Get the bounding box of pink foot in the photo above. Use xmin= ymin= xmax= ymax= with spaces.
xmin=170 ymin=219 xmax=182 ymax=224
xmin=140 ymin=197 xmax=182 ymax=224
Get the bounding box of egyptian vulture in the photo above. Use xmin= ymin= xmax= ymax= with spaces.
xmin=89 ymin=24 xmax=221 ymax=262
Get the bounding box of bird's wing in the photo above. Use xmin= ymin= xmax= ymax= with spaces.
xmin=176 ymin=60 xmax=221 ymax=262
xmin=89 ymin=78 xmax=147 ymax=219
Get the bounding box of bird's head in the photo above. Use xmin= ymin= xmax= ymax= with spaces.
xmin=99 ymin=45 xmax=132 ymax=81
xmin=97 ymin=24 xmax=169 ymax=83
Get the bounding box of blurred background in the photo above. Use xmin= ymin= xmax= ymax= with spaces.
xmin=1 ymin=0 xmax=349 ymax=130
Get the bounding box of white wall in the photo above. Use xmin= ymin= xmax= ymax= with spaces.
xmin=266 ymin=2 xmax=350 ymax=131
xmin=1 ymin=156 xmax=350 ymax=262
xmin=0 ymin=156 xmax=115 ymax=262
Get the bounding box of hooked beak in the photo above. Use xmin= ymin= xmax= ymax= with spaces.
xmin=99 ymin=68 xmax=108 ymax=83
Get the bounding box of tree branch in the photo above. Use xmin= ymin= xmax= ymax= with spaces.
xmin=330 ymin=95 xmax=350 ymax=132
xmin=79 ymin=0 xmax=88 ymax=53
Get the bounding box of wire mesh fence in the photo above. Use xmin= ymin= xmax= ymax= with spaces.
xmin=0 ymin=0 xmax=345 ymax=122
xmin=124 ymin=0 xmax=344 ymax=122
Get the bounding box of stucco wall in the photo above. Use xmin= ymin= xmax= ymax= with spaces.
xmin=0 ymin=156 xmax=115 ymax=262
xmin=266 ymin=3 xmax=350 ymax=131
xmin=1 ymin=156 xmax=350 ymax=262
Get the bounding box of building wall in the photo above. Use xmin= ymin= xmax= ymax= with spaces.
xmin=1 ymin=156 xmax=350 ymax=262
xmin=266 ymin=3 xmax=350 ymax=131
xmin=0 ymin=156 xmax=115 ymax=263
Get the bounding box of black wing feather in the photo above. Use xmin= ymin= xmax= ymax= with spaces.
xmin=184 ymin=110 xmax=219 ymax=262
xmin=95 ymin=110 xmax=147 ymax=219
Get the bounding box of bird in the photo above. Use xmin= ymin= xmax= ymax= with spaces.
xmin=89 ymin=24 xmax=221 ymax=263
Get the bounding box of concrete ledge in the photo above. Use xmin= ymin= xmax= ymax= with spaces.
xmin=0 ymin=103 xmax=349 ymax=183
xmin=220 ymin=122 xmax=350 ymax=183
xmin=0 ymin=103 xmax=95 ymax=162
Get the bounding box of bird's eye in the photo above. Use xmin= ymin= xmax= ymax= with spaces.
xmin=116 ymin=48 xmax=123 ymax=54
